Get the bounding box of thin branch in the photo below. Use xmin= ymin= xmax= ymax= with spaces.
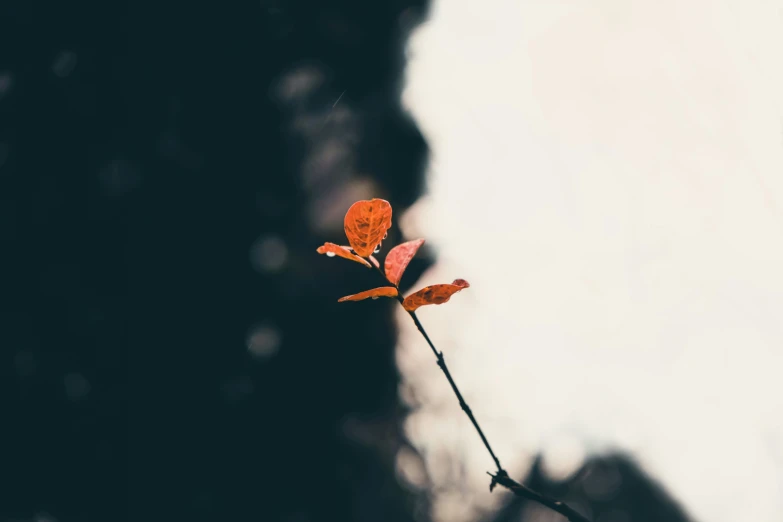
xmin=488 ymin=471 xmax=592 ymax=522
xmin=407 ymin=310 xmax=504 ymax=472
xmin=370 ymin=261 xmax=592 ymax=522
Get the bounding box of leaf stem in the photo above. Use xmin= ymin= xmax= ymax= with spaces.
xmin=369 ymin=259 xmax=591 ymax=522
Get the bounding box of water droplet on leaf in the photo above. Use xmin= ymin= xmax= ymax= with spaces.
xmin=383 ymin=232 xmax=388 ymax=239
xmin=326 ymin=251 xmax=336 ymax=257
xmin=373 ymin=244 xmax=381 ymax=254
xmin=371 ymin=296 xmax=379 ymax=300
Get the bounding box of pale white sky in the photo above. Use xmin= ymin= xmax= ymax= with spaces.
xmin=399 ymin=1 xmax=783 ymax=521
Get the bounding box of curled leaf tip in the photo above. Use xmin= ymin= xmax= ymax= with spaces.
xmin=402 ymin=279 xmax=470 ymax=312
xmin=338 ymin=286 xmax=399 ymax=302
xmin=317 ymin=242 xmax=371 ymax=268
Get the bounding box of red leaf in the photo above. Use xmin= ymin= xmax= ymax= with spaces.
xmin=402 ymin=279 xmax=470 ymax=312
xmin=343 ymin=199 xmax=392 ymax=257
xmin=316 ymin=242 xmax=371 ymax=268
xmin=384 ymin=239 xmax=424 ymax=286
xmin=338 ymin=286 xmax=399 ymax=302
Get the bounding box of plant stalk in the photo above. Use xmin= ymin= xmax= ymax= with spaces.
xmin=371 ymin=262 xmax=592 ymax=522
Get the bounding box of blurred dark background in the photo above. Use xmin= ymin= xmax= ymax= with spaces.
xmin=1 ymin=1 xmax=691 ymax=522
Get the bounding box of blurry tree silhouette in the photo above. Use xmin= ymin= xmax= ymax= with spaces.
xmin=2 ymin=0 xmax=429 ymax=521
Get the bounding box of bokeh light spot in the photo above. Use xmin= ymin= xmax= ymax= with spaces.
xmin=247 ymin=324 xmax=282 ymax=360
xmin=250 ymin=236 xmax=288 ymax=273
xmin=52 ymin=51 xmax=78 ymax=78
xmin=63 ymin=373 xmax=91 ymax=401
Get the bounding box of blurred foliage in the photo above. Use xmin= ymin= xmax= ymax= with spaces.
xmin=1 ymin=0 xmax=430 ymax=521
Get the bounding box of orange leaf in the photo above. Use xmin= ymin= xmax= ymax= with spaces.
xmin=316 ymin=242 xmax=371 ymax=268
xmin=343 ymin=199 xmax=392 ymax=257
xmin=369 ymin=255 xmax=380 ymax=269
xmin=402 ymin=279 xmax=470 ymax=312
xmin=384 ymin=239 xmax=425 ymax=286
xmin=338 ymin=286 xmax=399 ymax=302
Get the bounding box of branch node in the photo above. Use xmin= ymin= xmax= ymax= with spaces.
xmin=488 ymin=469 xmax=509 ymax=492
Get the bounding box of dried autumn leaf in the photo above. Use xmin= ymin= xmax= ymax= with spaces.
xmin=316 ymin=242 xmax=371 ymax=268
xmin=343 ymin=199 xmax=392 ymax=257
xmin=402 ymin=279 xmax=470 ymax=312
xmin=338 ymin=286 xmax=399 ymax=302
xmin=385 ymin=239 xmax=425 ymax=286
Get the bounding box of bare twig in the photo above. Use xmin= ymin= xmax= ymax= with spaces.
xmin=371 ymin=263 xmax=591 ymax=522
xmin=406 ymin=310 xmax=504 ymax=472
xmin=488 ymin=471 xmax=592 ymax=522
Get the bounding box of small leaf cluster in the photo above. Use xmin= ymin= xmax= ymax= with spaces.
xmin=317 ymin=199 xmax=469 ymax=311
